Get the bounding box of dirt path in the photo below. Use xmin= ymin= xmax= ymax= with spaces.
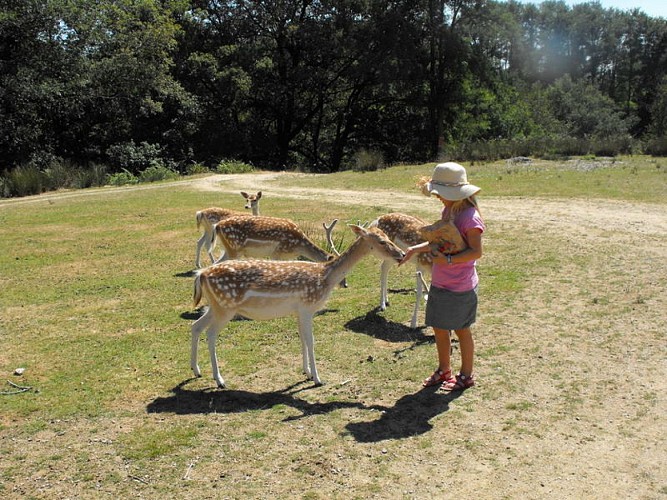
xmin=4 ymin=171 xmax=665 ymax=248
xmin=199 ymin=172 xmax=667 ymax=247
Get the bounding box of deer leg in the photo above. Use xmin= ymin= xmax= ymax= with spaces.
xmin=213 ymin=247 xmax=233 ymax=264
xmin=195 ymin=233 xmax=209 ymax=268
xmin=379 ymin=260 xmax=392 ymax=310
xmin=418 ymin=271 xmax=430 ymax=301
xmin=297 ymin=324 xmax=309 ymax=377
xmin=298 ymin=312 xmax=321 ymax=385
xmin=205 ymin=311 xmax=234 ymax=388
xmin=191 ymin=307 xmax=213 ymax=377
xmin=411 ymin=271 xmax=423 ymax=329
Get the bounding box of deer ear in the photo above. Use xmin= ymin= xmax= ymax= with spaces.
xmin=348 ymin=224 xmax=366 ymax=237
xmin=241 ymin=191 xmax=249 ymax=199
xmin=256 ymin=191 xmax=262 ymax=199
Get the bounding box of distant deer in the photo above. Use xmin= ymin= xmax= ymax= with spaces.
xmin=191 ymin=224 xmax=405 ymax=387
xmin=195 ymin=191 xmax=262 ymax=268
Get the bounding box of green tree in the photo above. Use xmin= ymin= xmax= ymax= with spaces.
xmin=546 ymin=74 xmax=633 ymax=138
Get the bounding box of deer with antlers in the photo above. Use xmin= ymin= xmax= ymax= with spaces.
xmin=194 ymin=191 xmax=262 ymax=268
xmin=211 ymin=215 xmax=335 ymax=263
xmin=191 ymin=224 xmax=405 ymax=387
xmin=370 ymin=212 xmax=466 ymax=329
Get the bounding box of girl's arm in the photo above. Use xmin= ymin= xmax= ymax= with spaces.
xmin=398 ymin=241 xmax=431 ymax=266
xmin=431 ymin=228 xmax=483 ymax=265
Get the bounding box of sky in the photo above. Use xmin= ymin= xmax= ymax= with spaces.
xmin=561 ymin=0 xmax=667 ymax=18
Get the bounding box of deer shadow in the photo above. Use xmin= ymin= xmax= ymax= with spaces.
xmin=175 ymin=270 xmax=197 ymax=278
xmin=146 ymin=379 xmax=386 ymax=418
xmin=344 ymin=308 xmax=432 ymax=345
xmin=147 ymin=379 xmax=461 ymax=442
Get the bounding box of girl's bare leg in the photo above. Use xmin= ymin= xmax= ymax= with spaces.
xmin=454 ymin=327 xmax=474 ymax=376
xmin=433 ymin=327 xmax=452 ymax=372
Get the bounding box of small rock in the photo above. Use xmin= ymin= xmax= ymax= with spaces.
xmin=14 ymin=368 xmax=25 ymax=376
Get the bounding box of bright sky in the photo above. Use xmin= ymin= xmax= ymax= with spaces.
xmin=562 ymin=0 xmax=667 ymax=18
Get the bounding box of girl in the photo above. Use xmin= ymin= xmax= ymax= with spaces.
xmin=400 ymin=162 xmax=485 ymax=392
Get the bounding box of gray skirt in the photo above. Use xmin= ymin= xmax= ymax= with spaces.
xmin=425 ymin=285 xmax=478 ymax=330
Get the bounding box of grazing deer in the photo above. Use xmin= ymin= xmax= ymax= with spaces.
xmin=191 ymin=224 xmax=405 ymax=387
xmin=212 ymin=215 xmax=334 ymax=263
xmin=195 ymin=191 xmax=262 ymax=268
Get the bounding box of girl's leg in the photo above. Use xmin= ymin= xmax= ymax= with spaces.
xmin=454 ymin=327 xmax=474 ymax=376
xmin=433 ymin=327 xmax=452 ymax=372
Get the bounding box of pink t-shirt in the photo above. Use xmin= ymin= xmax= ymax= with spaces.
xmin=430 ymin=206 xmax=485 ymax=292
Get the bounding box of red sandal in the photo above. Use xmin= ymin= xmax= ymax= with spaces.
xmin=439 ymin=373 xmax=475 ymax=392
xmin=423 ymin=368 xmax=455 ymax=387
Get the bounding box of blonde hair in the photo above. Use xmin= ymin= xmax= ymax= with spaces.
xmin=415 ymin=175 xmax=482 ymax=217
xmin=415 ymin=175 xmax=431 ymax=197
xmin=450 ymin=196 xmax=481 ymax=217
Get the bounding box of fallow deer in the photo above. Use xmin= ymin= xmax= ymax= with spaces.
xmin=194 ymin=191 xmax=262 ymax=268
xmin=212 ymin=215 xmax=333 ymax=263
xmin=191 ymin=224 xmax=405 ymax=387
xmin=370 ymin=212 xmax=467 ymax=328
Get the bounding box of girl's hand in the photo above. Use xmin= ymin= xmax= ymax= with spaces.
xmin=399 ymin=247 xmax=416 ymax=266
xmin=399 ymin=241 xmax=430 ymax=266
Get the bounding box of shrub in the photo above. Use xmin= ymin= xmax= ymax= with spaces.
xmin=3 ymin=165 xmax=48 ymax=197
xmin=591 ymin=135 xmax=633 ymax=157
xmin=44 ymin=158 xmax=77 ymax=190
xmin=216 ymin=159 xmax=254 ymax=174
xmin=645 ymin=136 xmax=667 ymax=156
xmin=74 ymin=163 xmax=109 ymax=189
xmin=107 ymin=169 xmax=139 ymax=186
xmin=106 ymin=141 xmax=166 ymax=173
xmin=139 ymin=163 xmax=180 ymax=183
xmin=186 ymin=163 xmax=210 ymax=175
xmin=353 ymin=149 xmax=385 ymax=172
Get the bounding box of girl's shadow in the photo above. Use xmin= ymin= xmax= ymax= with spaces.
xmin=344 ymin=387 xmax=462 ymax=442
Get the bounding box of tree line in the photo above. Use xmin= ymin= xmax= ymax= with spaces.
xmin=1 ymin=0 xmax=666 ymax=187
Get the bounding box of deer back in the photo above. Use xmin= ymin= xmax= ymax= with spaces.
xmin=375 ymin=213 xmax=427 ymax=247
xmin=418 ymin=218 xmax=467 ymax=254
xmin=196 ymin=207 xmax=243 ymax=230
xmin=197 ymin=259 xmax=332 ymax=309
xmin=214 ymin=215 xmax=331 ymax=261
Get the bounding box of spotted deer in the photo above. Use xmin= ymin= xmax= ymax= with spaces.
xmin=370 ymin=213 xmax=433 ymax=328
xmin=191 ymin=224 xmax=405 ymax=387
xmin=211 ymin=215 xmax=334 ymax=263
xmin=371 ymin=212 xmax=467 ymax=328
xmin=195 ymin=191 xmax=262 ymax=268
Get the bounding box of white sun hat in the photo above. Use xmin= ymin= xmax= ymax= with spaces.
xmin=427 ymin=162 xmax=481 ymax=201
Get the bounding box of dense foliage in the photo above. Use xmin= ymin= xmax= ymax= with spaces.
xmin=1 ymin=0 xmax=666 ymax=194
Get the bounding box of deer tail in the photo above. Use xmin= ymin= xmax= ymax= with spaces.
xmin=193 ymin=271 xmax=204 ymax=308
xmin=195 ymin=211 xmax=204 ymax=230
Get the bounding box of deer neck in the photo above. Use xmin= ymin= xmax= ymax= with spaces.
xmin=323 ymin=237 xmax=369 ymax=285
xmin=301 ymin=238 xmax=332 ymax=262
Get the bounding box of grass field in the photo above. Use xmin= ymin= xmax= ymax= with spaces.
xmin=0 ymin=156 xmax=665 ymax=498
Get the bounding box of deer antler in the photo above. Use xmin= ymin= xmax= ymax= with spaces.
xmin=323 ymin=219 xmax=340 ymax=256
xmin=323 ymin=219 xmax=348 ymax=288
